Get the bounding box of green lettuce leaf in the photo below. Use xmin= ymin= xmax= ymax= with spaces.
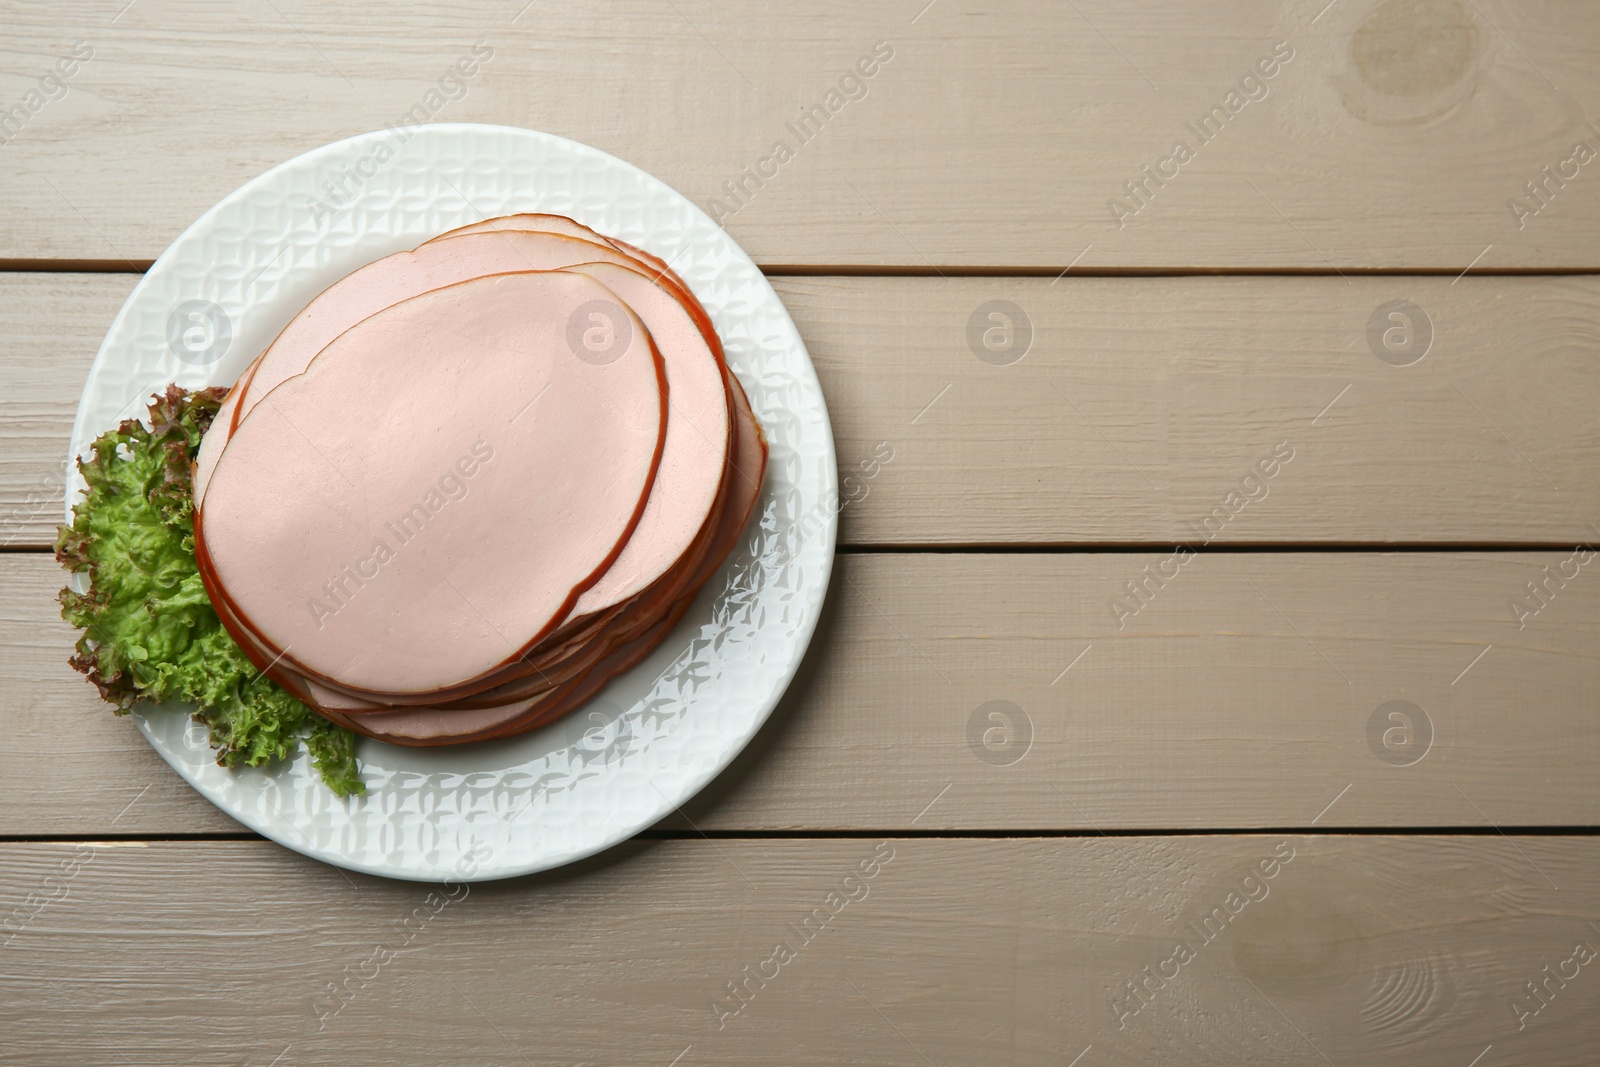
xmin=54 ymin=384 xmax=363 ymax=796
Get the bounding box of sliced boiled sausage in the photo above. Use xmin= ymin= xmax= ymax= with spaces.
xmin=560 ymin=260 xmax=729 ymax=616
xmin=198 ymin=269 xmax=668 ymax=695
xmin=194 ymin=231 xmax=667 ymax=506
xmin=331 ymin=365 xmax=767 ymax=745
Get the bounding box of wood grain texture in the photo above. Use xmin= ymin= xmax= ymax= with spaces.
xmin=6 ymin=272 xmax=1599 ymax=548
xmin=0 ymin=273 xmax=124 ymax=549
xmin=7 ymin=549 xmax=1597 ymax=836
xmin=1 ymin=836 xmax=1595 ymax=1065
xmin=2 ymin=1 xmax=1599 ymax=267
xmin=0 ymin=557 xmax=239 ymax=835
xmin=801 ymin=274 xmax=1600 ymax=546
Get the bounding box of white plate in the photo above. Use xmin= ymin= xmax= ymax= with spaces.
xmin=66 ymin=124 xmax=836 ymax=882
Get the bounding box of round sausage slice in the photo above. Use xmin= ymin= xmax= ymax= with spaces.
xmin=438 ymin=216 xmax=720 ymax=366
xmin=190 ymin=354 xmax=259 ymax=507
xmin=560 ymin=260 xmax=729 ymax=616
xmin=193 ymin=231 xmax=665 ymax=507
xmin=199 ymin=260 xmax=731 ymax=706
xmin=199 ymin=269 xmax=668 ymax=695
xmin=328 ymin=369 xmax=767 ymax=745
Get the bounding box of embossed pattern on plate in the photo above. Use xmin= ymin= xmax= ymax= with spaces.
xmin=65 ymin=124 xmax=836 ymax=881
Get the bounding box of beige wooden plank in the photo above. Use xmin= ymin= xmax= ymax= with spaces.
xmin=0 ymin=273 xmax=127 ymax=549
xmin=6 ymin=272 xmax=1600 ymax=548
xmin=1 ymin=836 xmax=1595 ymax=1064
xmin=0 ymin=553 xmax=240 ymax=834
xmin=801 ymin=274 xmax=1600 ymax=546
xmin=6 ymin=549 xmax=1597 ymax=836
xmin=2 ymin=1 xmax=1599 ymax=268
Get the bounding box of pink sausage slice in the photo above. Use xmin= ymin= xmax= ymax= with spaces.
xmin=439 ymin=215 xmax=689 ymax=300
xmin=561 ymin=261 xmax=729 ymax=616
xmin=439 ymin=217 xmax=716 ymax=350
xmin=290 ymin=341 xmax=740 ymax=715
xmin=193 ymin=231 xmax=658 ymax=507
xmin=434 ymin=213 xmax=603 ymax=245
xmin=190 ymin=354 xmax=260 ymax=507
xmin=206 ymin=258 xmax=728 ymax=641
xmin=199 ymin=270 xmax=668 ymax=695
xmin=205 ymin=257 xmax=730 ymax=706
xmin=430 ymin=217 xmax=721 ymax=372
xmin=334 ymin=370 xmax=768 ymax=746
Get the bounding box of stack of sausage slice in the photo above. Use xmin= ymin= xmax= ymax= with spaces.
xmin=192 ymin=215 xmax=766 ymax=746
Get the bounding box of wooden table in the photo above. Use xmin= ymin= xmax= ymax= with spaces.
xmin=4 ymin=2 xmax=1599 ymax=1063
